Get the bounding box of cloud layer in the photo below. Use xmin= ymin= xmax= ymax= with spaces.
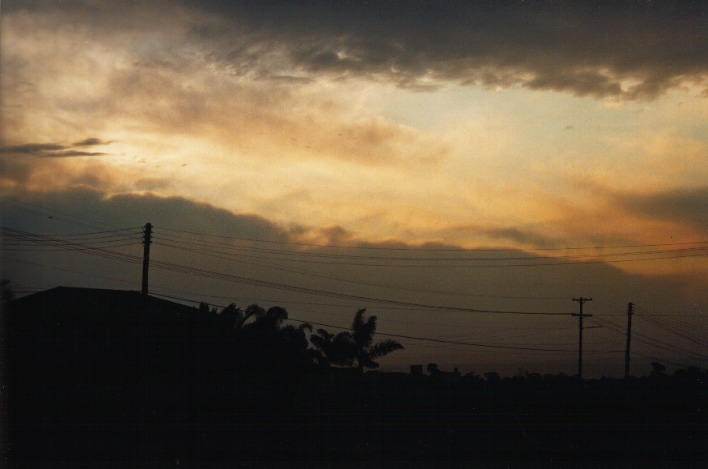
xmin=6 ymin=1 xmax=708 ymax=101
xmin=3 ymin=1 xmax=707 ymax=248
xmin=183 ymin=0 xmax=708 ymax=99
xmin=0 ymin=139 xmax=109 ymax=157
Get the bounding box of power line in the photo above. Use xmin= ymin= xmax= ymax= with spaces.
xmin=2 ymin=226 xmax=569 ymax=316
xmin=154 ymin=233 xmax=708 ymax=268
xmin=157 ymin=225 xmax=708 ymax=252
xmin=7 ymin=222 xmax=701 ymax=369
xmin=148 ymin=257 xmax=570 ymax=316
xmin=149 ymin=291 xmax=620 ymax=354
xmin=154 ymin=232 xmax=708 ymax=268
xmin=633 ymin=303 xmax=708 ymax=348
xmin=2 ymin=256 xmax=139 ymax=288
xmin=1 ymin=227 xmax=144 ymax=266
xmin=147 ymin=291 xmax=579 ymax=353
xmin=153 ymin=239 xmax=571 ymax=301
xmin=572 ymin=297 xmax=592 ymax=381
xmin=3 ymin=197 xmax=129 ymax=231
xmin=595 ymin=313 xmax=708 ymax=363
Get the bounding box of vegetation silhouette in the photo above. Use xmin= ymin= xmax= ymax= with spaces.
xmin=0 ymin=279 xmax=14 ymax=311
xmin=4 ymin=286 xmax=706 ymax=467
xmin=310 ymin=308 xmax=404 ymax=372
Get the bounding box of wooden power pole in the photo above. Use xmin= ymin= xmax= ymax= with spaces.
xmin=624 ymin=302 xmax=634 ymax=379
xmin=142 ymin=222 xmax=152 ymax=297
xmin=572 ymin=297 xmax=592 ymax=381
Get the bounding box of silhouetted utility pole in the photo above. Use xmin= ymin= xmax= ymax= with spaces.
xmin=142 ymin=223 xmax=152 ymax=297
xmin=572 ymin=297 xmax=592 ymax=381
xmin=625 ymin=302 xmax=634 ymax=379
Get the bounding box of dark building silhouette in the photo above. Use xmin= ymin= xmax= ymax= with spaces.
xmin=7 ymin=285 xmax=196 ymax=317
xmin=3 ymin=287 xmax=208 ymax=463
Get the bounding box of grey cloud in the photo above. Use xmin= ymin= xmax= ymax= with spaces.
xmin=441 ymin=224 xmax=635 ymax=251
xmin=0 ymin=143 xmax=66 ymax=154
xmin=525 ymin=70 xmax=623 ymax=99
xmin=438 ymin=222 xmax=568 ymax=249
xmin=0 ymin=138 xmax=110 ymax=158
xmin=38 ymin=151 xmax=107 ymax=158
xmin=0 ymin=139 xmax=110 ymax=192
xmin=477 ymin=227 xmax=563 ymax=249
xmin=182 ymin=0 xmax=708 ymax=99
xmin=73 ymin=138 xmax=110 ymax=147
xmin=106 ymin=192 xmax=292 ymax=243
xmin=616 ymin=187 xmax=708 ymax=231
xmin=1 ymin=187 xmax=290 ymax=244
xmin=316 ymin=225 xmax=355 ymax=245
xmin=8 ymin=1 xmax=707 ymax=99
xmin=266 ymin=75 xmax=314 ymax=84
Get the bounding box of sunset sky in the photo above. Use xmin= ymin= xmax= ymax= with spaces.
xmin=2 ymin=1 xmax=707 ymax=376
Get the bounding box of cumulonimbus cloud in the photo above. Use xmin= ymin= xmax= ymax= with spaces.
xmin=6 ymin=1 xmax=706 ymax=101
xmin=183 ymin=0 xmax=708 ymax=99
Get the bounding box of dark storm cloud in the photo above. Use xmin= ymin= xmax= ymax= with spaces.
xmin=182 ymin=0 xmax=708 ymax=99
xmin=0 ymin=188 xmax=293 ymax=246
xmin=7 ymin=1 xmax=706 ymax=99
xmin=0 ymin=138 xmax=109 ymax=157
xmin=616 ymin=187 xmax=708 ymax=231
xmin=104 ymin=192 xmax=294 ymax=242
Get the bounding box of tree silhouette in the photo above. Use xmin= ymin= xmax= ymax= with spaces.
xmin=1 ymin=279 xmax=14 ymax=313
xmin=244 ymin=305 xmax=288 ymax=331
xmin=310 ymin=328 xmax=356 ymax=368
xmin=310 ymin=309 xmax=404 ymax=372
xmin=230 ymin=304 xmax=316 ymax=373
xmin=350 ymin=308 xmax=404 ymax=372
xmin=217 ymin=303 xmax=243 ymax=328
xmin=650 ymin=361 xmax=667 ymax=378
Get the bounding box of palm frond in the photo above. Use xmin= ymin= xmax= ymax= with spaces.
xmin=352 ymin=308 xmax=366 ymax=331
xmin=368 ymin=339 xmax=404 ymax=360
xmin=353 ymin=310 xmax=377 ymax=349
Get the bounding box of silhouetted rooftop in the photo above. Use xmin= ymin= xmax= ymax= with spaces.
xmin=7 ymin=286 xmax=196 ymax=320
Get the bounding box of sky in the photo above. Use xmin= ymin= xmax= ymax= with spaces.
xmin=1 ymin=0 xmax=707 ymax=377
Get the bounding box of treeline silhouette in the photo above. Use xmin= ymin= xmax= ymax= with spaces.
xmin=3 ymin=287 xmax=706 ymax=466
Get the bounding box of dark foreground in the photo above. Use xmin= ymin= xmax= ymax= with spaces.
xmin=6 ymin=357 xmax=706 ymax=467
xmin=3 ymin=292 xmax=706 ymax=467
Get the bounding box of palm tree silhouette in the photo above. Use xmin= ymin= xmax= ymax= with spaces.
xmin=310 ymin=309 xmax=404 ymax=372
xmin=350 ymin=308 xmax=404 ymax=372
xmin=310 ymin=309 xmax=405 ymax=372
xmin=310 ymin=328 xmax=356 ymax=368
